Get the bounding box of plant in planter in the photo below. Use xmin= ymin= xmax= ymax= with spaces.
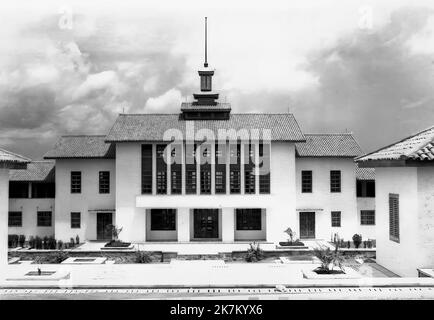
xmin=29 ymin=236 xmax=35 ymax=249
xmin=8 ymin=235 xmax=19 ymax=248
xmin=35 ymin=236 xmax=43 ymax=249
xmin=75 ymin=235 xmax=80 ymax=245
xmin=70 ymin=237 xmax=75 ymax=248
xmin=312 ymin=244 xmax=345 ymax=274
xmin=279 ymin=227 xmax=305 ymax=246
xmin=135 ymin=251 xmax=153 ymax=263
xmin=347 ymin=240 xmax=350 ymax=249
xmin=18 ymin=235 xmax=26 ymax=248
xmin=57 ymin=240 xmax=64 ymax=250
xmin=245 ymin=242 xmax=264 ymax=262
xmin=104 ymin=225 xmax=131 ymax=247
xmin=352 ymin=234 xmax=362 ymax=249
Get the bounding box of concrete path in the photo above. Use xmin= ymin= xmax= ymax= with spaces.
xmin=1 ymin=261 xmax=434 ymax=289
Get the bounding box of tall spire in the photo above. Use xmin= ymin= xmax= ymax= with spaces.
xmin=204 ymin=17 xmax=208 ymax=68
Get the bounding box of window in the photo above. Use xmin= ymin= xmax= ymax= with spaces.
xmin=357 ymin=180 xmax=375 ymax=197
xmin=230 ymin=143 xmax=241 ymax=194
xmin=215 ymin=143 xmax=226 ymax=194
xmin=185 ymin=144 xmax=197 ymax=194
xmin=156 ymin=144 xmax=167 ymax=194
xmin=236 ymin=209 xmax=262 ymax=230
xmin=389 ymin=194 xmax=399 ymax=242
xmin=9 ymin=182 xmax=29 ymax=198
xmin=71 ymin=212 xmax=81 ymax=228
xmin=200 ymin=144 xmax=211 ymax=194
xmin=361 ymin=210 xmax=375 ymax=225
xmin=32 ymin=182 xmax=55 ymax=198
xmin=331 ymin=211 xmax=341 ymax=227
xmin=141 ymin=144 xmax=153 ymax=194
xmin=8 ymin=211 xmax=22 ymax=227
xmin=259 ymin=142 xmax=270 ymax=194
xmin=99 ymin=171 xmax=110 ymax=194
xmin=244 ymin=143 xmax=255 ymax=194
xmin=330 ymin=170 xmax=341 ymax=193
xmin=37 ymin=211 xmax=52 ymax=227
xmin=170 ymin=144 xmax=182 ymax=194
xmin=150 ymin=209 xmax=176 ymax=230
xmin=71 ymin=171 xmax=81 ymax=193
xmin=301 ymin=170 xmax=312 ymax=193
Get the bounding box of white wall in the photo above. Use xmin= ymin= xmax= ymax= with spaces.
xmin=115 ymin=143 xmax=146 ymax=242
xmin=416 ymin=167 xmax=434 ymax=273
xmin=375 ymin=167 xmax=419 ymax=277
xmin=55 ymin=158 xmax=116 ymax=241
xmin=0 ymin=169 xmax=9 ymax=266
xmin=295 ymin=158 xmax=358 ymax=241
xmin=8 ymin=198 xmax=55 ymax=238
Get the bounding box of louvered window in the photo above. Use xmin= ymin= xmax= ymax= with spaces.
xmin=389 ymin=194 xmax=399 ymax=242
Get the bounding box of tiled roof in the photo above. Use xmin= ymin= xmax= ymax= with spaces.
xmin=355 ymin=164 xmax=375 ymax=180
xmin=356 ymin=125 xmax=434 ymax=162
xmin=0 ymin=148 xmax=30 ymax=164
xmin=295 ymin=134 xmax=363 ymax=157
xmin=181 ymin=102 xmax=231 ymax=111
xmin=9 ymin=161 xmax=55 ymax=182
xmin=44 ymin=135 xmax=115 ymax=159
xmin=106 ymin=113 xmax=306 ymax=142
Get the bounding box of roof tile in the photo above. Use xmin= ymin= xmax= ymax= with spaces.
xmin=44 ymin=136 xmax=115 ymax=159
xmin=9 ymin=161 xmax=55 ymax=182
xmin=295 ymin=134 xmax=363 ymax=157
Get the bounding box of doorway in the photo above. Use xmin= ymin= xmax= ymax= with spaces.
xmin=97 ymin=212 xmax=113 ymax=240
xmin=193 ymin=209 xmax=219 ymax=239
xmin=299 ymin=211 xmax=315 ymax=239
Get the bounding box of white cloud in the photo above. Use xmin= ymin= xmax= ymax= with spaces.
xmin=144 ymin=88 xmax=183 ymax=112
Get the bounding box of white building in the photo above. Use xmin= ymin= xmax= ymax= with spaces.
xmin=7 ymin=54 xmax=376 ymax=247
xmin=357 ymin=126 xmax=434 ymax=277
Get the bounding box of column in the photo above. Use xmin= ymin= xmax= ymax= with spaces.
xmin=211 ymin=143 xmax=215 ymax=194
xmin=240 ymin=141 xmax=245 ymax=195
xmin=221 ymin=207 xmax=235 ymax=242
xmin=0 ymin=169 xmax=9 ymax=267
xmin=152 ymin=143 xmax=156 ymax=195
xmin=177 ymin=208 xmax=190 ymax=242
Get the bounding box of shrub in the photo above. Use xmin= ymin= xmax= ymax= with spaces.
xmin=70 ymin=237 xmax=75 ymax=247
xmin=352 ymin=234 xmax=362 ymax=249
xmin=29 ymin=236 xmax=35 ymax=249
xmin=8 ymin=235 xmax=19 ymax=248
xmin=347 ymin=240 xmax=350 ymax=249
xmin=312 ymin=245 xmax=345 ymax=273
xmin=245 ymin=242 xmax=264 ymax=262
xmin=135 ymin=251 xmax=153 ymax=263
xmin=35 ymin=236 xmax=43 ymax=249
xmin=57 ymin=240 xmax=64 ymax=250
xmin=75 ymin=235 xmax=80 ymax=245
xmin=47 ymin=236 xmax=56 ymax=249
xmin=34 ymin=251 xmax=68 ymax=264
xmin=42 ymin=236 xmax=48 ymax=249
xmin=18 ymin=235 xmax=26 ymax=248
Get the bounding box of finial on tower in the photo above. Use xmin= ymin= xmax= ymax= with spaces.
xmin=204 ymin=17 xmax=208 ymax=68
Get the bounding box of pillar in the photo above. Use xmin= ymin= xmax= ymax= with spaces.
xmin=222 ymin=208 xmax=235 ymax=242
xmin=0 ymin=169 xmax=9 ymax=268
xmin=177 ymin=208 xmax=190 ymax=242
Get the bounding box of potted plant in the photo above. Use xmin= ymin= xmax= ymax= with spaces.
xmin=18 ymin=235 xmax=26 ymax=248
xmin=245 ymin=242 xmax=264 ymax=262
xmin=279 ymin=227 xmax=305 ymax=246
xmin=104 ymin=225 xmax=131 ymax=248
xmin=352 ymin=234 xmax=362 ymax=249
xmin=312 ymin=244 xmax=345 ymax=275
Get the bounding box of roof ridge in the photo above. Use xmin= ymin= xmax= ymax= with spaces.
xmin=0 ymin=147 xmax=31 ymax=161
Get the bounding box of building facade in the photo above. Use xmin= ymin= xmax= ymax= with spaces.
xmin=7 ymin=49 xmax=376 ymax=246
xmin=357 ymin=126 xmax=434 ymax=277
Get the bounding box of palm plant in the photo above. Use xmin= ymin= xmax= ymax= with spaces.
xmin=312 ymin=244 xmax=345 ymax=273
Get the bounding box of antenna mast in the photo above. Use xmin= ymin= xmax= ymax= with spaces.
xmin=204 ymin=17 xmax=208 ymax=67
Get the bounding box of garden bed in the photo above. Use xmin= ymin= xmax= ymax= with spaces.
xmin=302 ymin=267 xmax=361 ymax=279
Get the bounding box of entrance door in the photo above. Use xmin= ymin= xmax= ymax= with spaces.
xmin=97 ymin=212 xmax=113 ymax=240
xmin=299 ymin=212 xmax=315 ymax=239
xmin=193 ymin=209 xmax=219 ymax=239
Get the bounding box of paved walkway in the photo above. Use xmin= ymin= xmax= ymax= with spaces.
xmin=1 ymin=260 xmax=433 ymax=289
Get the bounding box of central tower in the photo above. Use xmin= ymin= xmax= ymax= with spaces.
xmin=181 ymin=17 xmax=231 ymax=120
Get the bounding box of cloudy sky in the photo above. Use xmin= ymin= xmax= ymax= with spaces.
xmin=1 ymin=0 xmax=434 ymax=159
